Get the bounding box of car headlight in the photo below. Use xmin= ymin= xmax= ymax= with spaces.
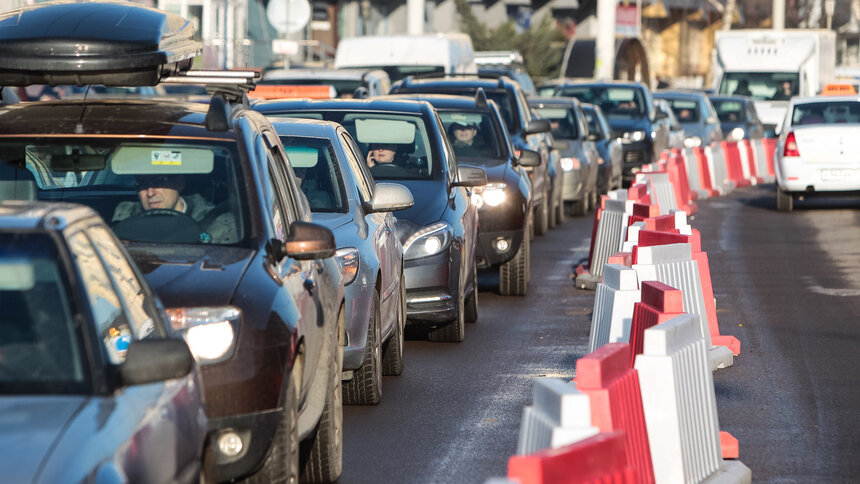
xmin=335 ymin=247 xmax=360 ymax=286
xmin=730 ymin=127 xmax=745 ymax=141
xmin=166 ymin=306 xmax=241 ymax=365
xmin=560 ymin=157 xmax=579 ymax=172
xmin=683 ymin=136 xmax=702 ymax=148
xmin=402 ymin=222 xmax=452 ymax=260
xmin=473 ymin=183 xmax=507 ymax=208
xmin=623 ymin=130 xmax=646 ymax=142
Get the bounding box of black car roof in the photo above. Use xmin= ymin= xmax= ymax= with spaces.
xmin=0 ymin=99 xmax=235 ymax=139
xmin=385 ymin=93 xmax=493 ymax=111
xmin=654 ymin=90 xmax=707 ymax=101
xmin=528 ymin=97 xmax=579 ymax=108
xmin=555 ymin=81 xmax=646 ymax=89
xmin=708 ymin=95 xmax=749 ymax=103
xmin=393 ymin=75 xmax=517 ymax=92
xmin=253 ymin=97 xmax=432 ymax=115
xmin=0 ymin=200 xmax=99 ymax=230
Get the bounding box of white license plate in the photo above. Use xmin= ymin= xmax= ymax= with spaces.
xmin=820 ymin=169 xmax=859 ymax=181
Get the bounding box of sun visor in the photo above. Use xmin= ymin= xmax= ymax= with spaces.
xmin=284 ymin=146 xmax=319 ymax=168
xmin=110 ymin=145 xmax=214 ymax=175
xmin=355 ymin=118 xmax=416 ymax=144
xmin=0 ymin=1 xmax=201 ymax=86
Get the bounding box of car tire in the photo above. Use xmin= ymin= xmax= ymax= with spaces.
xmin=464 ymin=258 xmax=479 ymax=323
xmin=572 ymin=190 xmax=588 ymax=216
xmin=302 ymin=309 xmax=344 ymax=483
xmin=555 ymin=198 xmax=565 ymax=226
xmin=777 ymin=187 xmax=794 ymax=212
xmin=499 ymin=228 xmax=529 ymax=297
xmin=381 ymin=275 xmax=405 ymax=376
xmin=243 ymin=357 xmax=300 ymax=484
xmin=428 ymin=289 xmax=465 ymax=343
xmin=342 ymin=292 xmax=382 ymax=405
xmin=548 ymin=198 xmax=558 ymax=229
xmin=535 ymin=197 xmax=549 ymax=236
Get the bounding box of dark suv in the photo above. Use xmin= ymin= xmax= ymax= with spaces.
xmin=390 ymin=75 xmax=556 ymax=235
xmin=390 ymin=91 xmax=541 ymax=296
xmin=0 ymin=2 xmax=345 ymax=482
xmin=552 ymin=81 xmax=668 ymax=184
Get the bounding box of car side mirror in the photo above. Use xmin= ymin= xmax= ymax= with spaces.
xmin=516 ymin=149 xmax=542 ymax=167
xmin=368 ymin=182 xmax=414 ymax=212
xmin=586 ymin=133 xmax=602 ymax=141
xmin=285 ymin=221 xmax=336 ymax=260
xmin=655 ymin=110 xmax=668 ymax=120
xmin=119 ymin=339 xmax=194 ymax=386
xmin=524 ymin=119 xmax=551 ymax=135
xmin=453 ymin=165 xmax=488 ymax=187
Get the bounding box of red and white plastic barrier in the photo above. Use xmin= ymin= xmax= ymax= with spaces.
xmin=516 ymin=378 xmax=598 ymax=456
xmin=575 ymin=198 xmax=629 ymax=290
xmin=627 ymin=281 xmax=685 ymax=368
xmin=588 ymin=264 xmax=640 ymax=352
xmin=508 ymin=432 xmax=637 ymax=484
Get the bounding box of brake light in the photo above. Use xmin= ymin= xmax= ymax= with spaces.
xmin=784 ymin=132 xmax=799 ymax=157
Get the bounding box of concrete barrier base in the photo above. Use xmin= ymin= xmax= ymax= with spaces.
xmin=709 ymin=345 xmax=734 ymax=371
xmin=574 ymin=264 xmax=601 ymax=290
xmin=701 ymin=460 xmax=752 ymax=484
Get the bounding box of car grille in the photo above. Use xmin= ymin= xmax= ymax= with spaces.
xmin=624 ymin=150 xmax=647 ymax=164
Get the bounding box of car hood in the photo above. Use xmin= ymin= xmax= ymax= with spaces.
xmin=126 ymin=244 xmax=256 ymax=308
xmin=608 ymin=117 xmax=649 ymax=133
xmin=389 ymin=179 xmax=448 ymax=226
xmin=0 ymin=396 xmax=88 ymax=483
xmin=473 ymin=161 xmax=510 ymax=184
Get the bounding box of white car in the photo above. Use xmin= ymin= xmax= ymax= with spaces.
xmin=775 ymin=95 xmax=860 ymax=211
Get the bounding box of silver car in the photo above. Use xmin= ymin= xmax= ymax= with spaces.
xmin=656 ymin=98 xmax=686 ymax=150
xmin=654 ymin=90 xmax=724 ymax=149
xmin=271 ymin=118 xmax=413 ymax=405
xmin=0 ymin=201 xmax=235 ymax=483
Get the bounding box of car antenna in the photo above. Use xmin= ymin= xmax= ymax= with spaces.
xmin=76 ymin=85 xmax=93 ymax=133
xmin=475 ymin=88 xmax=488 ymax=108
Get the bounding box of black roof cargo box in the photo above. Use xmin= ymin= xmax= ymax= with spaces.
xmin=0 ymin=1 xmax=200 ymax=86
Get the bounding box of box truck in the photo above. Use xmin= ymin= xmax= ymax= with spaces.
xmin=713 ymin=29 xmax=836 ymax=133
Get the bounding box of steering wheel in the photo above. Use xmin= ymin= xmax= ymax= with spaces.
xmin=113 ymin=209 xmax=203 ymax=244
xmin=369 ymin=163 xmax=412 ymax=178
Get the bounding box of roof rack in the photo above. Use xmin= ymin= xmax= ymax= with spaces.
xmin=163 ymin=69 xmax=260 ymax=104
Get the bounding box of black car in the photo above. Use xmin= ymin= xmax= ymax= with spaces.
xmin=581 ymin=103 xmax=625 ymax=194
xmin=552 ymin=81 xmax=668 ymax=184
xmin=709 ymin=95 xmax=766 ymax=142
xmin=389 ymin=75 xmax=556 ymax=236
xmin=390 ymin=91 xmax=541 ymax=296
xmin=254 ymin=98 xmax=485 ymax=342
xmin=0 ymin=3 xmax=345 ymax=482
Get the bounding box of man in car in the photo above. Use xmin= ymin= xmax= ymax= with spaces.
xmin=365 ymin=142 xmax=399 ymax=167
xmin=772 ymin=81 xmax=794 ymax=101
xmin=112 ymin=174 xmax=238 ymax=244
xmin=449 ymin=121 xmax=481 ymax=157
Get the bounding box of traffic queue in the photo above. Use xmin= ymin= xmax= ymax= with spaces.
xmin=1 ymin=2 xmax=858 ymax=484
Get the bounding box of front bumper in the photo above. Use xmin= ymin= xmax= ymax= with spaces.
xmin=209 ymin=409 xmax=282 ymax=483
xmin=777 ymin=156 xmax=860 ymax=192
xmin=561 ymin=169 xmax=586 ymax=201
xmin=619 ymin=139 xmax=652 ymax=179
xmin=403 ymin=248 xmax=457 ymax=323
xmin=476 ymin=228 xmax=524 ymax=268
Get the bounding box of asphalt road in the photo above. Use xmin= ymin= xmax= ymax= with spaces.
xmin=339 ymin=183 xmax=860 ymax=483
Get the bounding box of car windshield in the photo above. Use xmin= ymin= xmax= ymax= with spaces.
xmin=712 ymin=100 xmax=746 ymax=122
xmin=0 ymin=232 xmax=88 ymax=394
xmin=582 ymin=108 xmax=603 ymax=137
xmin=718 ymin=72 xmax=799 ymax=101
xmin=0 ymin=138 xmax=250 ymax=246
xmin=557 ymin=86 xmax=646 ymax=118
xmin=791 ymin=101 xmax=860 ymax=126
xmin=664 ymin=98 xmax=700 ymax=123
xmin=533 ymin=107 xmax=579 ymax=139
xmin=438 ymin=111 xmax=505 ymax=164
xmin=279 ymin=136 xmax=348 ymax=212
xmin=269 ymin=112 xmax=438 ymax=181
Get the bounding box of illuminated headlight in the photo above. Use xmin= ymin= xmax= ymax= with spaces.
xmin=650 ymin=130 xmax=657 ymax=139
xmin=166 ymin=306 xmax=241 ymax=364
xmin=479 ymin=183 xmax=507 ymax=207
xmin=494 ymin=237 xmax=511 ymax=253
xmin=683 ymin=136 xmax=702 ymax=148
xmin=560 ymin=157 xmax=578 ymax=172
xmin=403 ymin=222 xmax=452 ymax=260
xmin=730 ymin=127 xmax=745 ymax=141
xmin=335 ymin=247 xmax=360 ymax=286
xmin=217 ymin=431 xmax=244 ymax=457
xmin=623 ymin=130 xmax=646 ymax=142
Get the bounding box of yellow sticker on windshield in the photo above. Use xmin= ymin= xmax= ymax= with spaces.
xmin=151 ymin=150 xmax=182 ymax=165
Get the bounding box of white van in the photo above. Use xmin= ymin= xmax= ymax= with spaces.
xmin=334 ymin=33 xmax=478 ymax=83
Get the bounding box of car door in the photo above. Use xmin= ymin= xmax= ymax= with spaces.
xmin=438 ymin=112 xmax=477 ymax=284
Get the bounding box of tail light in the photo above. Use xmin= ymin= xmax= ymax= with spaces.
xmin=783 ymin=132 xmax=799 ymax=157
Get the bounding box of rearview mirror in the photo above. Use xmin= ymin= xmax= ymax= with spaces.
xmin=369 ymin=182 xmax=414 ymax=212
xmin=453 ymin=165 xmax=488 ymax=187
xmin=285 ymin=221 xmax=336 ymax=260
xmin=524 ymin=119 xmax=551 ymax=135
xmin=516 ymin=149 xmax=541 ymax=167
xmin=119 ymin=339 xmax=194 ymax=386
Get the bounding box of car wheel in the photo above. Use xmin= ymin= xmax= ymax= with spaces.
xmin=243 ymin=357 xmax=300 ymax=484
xmin=555 ymin=197 xmax=565 ymax=226
xmin=535 ymin=197 xmax=549 ymax=236
xmin=572 ymin=190 xmax=588 ymax=216
xmin=777 ymin=187 xmax=794 ymax=212
xmin=302 ymin=309 xmax=344 ymax=483
xmin=499 ymin=227 xmax=529 ymax=297
xmin=342 ymin=292 xmax=382 ymax=405
xmin=381 ymin=275 xmax=405 ymax=376
xmin=464 ymin=258 xmax=479 ymax=323
xmin=548 ymin=198 xmax=558 ymax=229
xmin=428 ymin=289 xmax=465 ymax=343
xmin=590 ymin=191 xmax=598 ymax=211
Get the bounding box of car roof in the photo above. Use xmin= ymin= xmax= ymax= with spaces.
xmin=0 ymin=99 xmax=234 ymax=139
xmin=792 ymin=95 xmax=860 ymax=104
xmin=384 ymin=93 xmax=491 ymax=110
xmin=254 ymin=97 xmax=431 ymax=115
xmin=0 ymin=200 xmax=99 ymax=231
xmin=654 ymin=90 xmax=707 ymax=100
xmin=394 ymin=75 xmax=517 ymax=92
xmin=528 ymin=97 xmax=579 ymax=108
xmin=554 ymin=80 xmax=646 ymax=89
xmin=708 ymin=95 xmax=749 ymax=103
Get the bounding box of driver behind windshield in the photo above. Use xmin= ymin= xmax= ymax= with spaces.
xmin=112 ymin=174 xmax=238 ymax=244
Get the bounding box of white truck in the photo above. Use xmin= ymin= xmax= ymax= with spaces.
xmin=333 ymin=33 xmax=477 ymax=83
xmin=712 ymin=29 xmax=836 ymax=133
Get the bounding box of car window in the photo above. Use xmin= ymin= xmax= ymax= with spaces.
xmin=583 ymin=108 xmax=604 ymax=138
xmin=664 ymin=98 xmax=700 ymax=123
xmin=438 ymin=110 xmax=505 ymax=163
xmin=68 ymin=230 xmax=134 ymax=365
xmin=0 ymin=232 xmax=86 ymax=391
xmin=279 ymin=135 xmax=348 ymax=213
xmin=86 ymin=224 xmax=162 ymax=339
xmin=558 ymin=86 xmax=646 ymax=118
xmin=340 ymin=131 xmax=375 ymax=202
xmin=483 ymin=91 xmax=517 ymax=133
xmin=343 ymin=112 xmax=435 ymax=180
xmin=791 ymin=101 xmax=860 ymax=126
xmin=532 ymin=107 xmax=579 ymax=140
xmin=718 ymin=72 xmax=799 ymax=101
xmin=712 ymin=100 xmax=746 ymax=123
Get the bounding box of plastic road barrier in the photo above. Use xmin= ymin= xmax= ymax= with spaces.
xmin=751 ymin=138 xmax=774 ymax=183
xmin=628 ymin=202 xmax=661 ymax=227
xmin=576 ymin=343 xmax=655 ymax=484
xmin=665 ymin=150 xmax=698 ymax=215
xmin=720 ymin=141 xmax=751 ymax=188
xmin=628 ymin=281 xmax=685 ymax=367
xmin=631 ymin=242 xmax=734 ymax=370
xmin=739 ymin=140 xmax=763 ymax=185
xmin=634 ymin=172 xmax=678 ymax=215
xmin=575 ymin=198 xmax=629 ymax=290
xmin=627 ymin=183 xmax=651 ymax=205
xmin=692 ymin=147 xmax=719 ymax=197
xmin=508 ymin=432 xmax=637 ymax=484
xmin=705 ymin=143 xmax=733 ymax=195
xmin=635 ymin=315 xmax=751 ymax=484
xmin=516 ymin=378 xmax=599 ymax=456
xmin=761 ymin=137 xmax=777 ymax=177
xmin=682 ymin=147 xmax=711 ymax=200
xmin=588 ymin=264 xmax=641 ymax=352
